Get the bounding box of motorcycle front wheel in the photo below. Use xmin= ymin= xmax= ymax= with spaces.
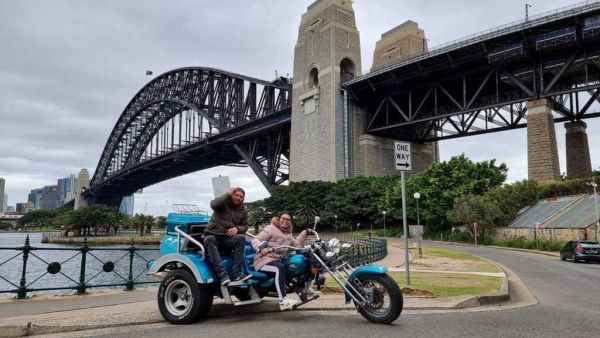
xmin=355 ymin=273 xmax=403 ymax=324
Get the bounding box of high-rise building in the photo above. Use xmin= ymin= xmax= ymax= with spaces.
xmin=6 ymin=206 xmax=15 ymax=213
xmin=28 ymin=188 xmax=43 ymax=210
xmin=2 ymin=193 xmax=7 ymax=214
xmin=16 ymin=202 xmax=35 ymax=214
xmin=120 ymin=195 xmax=134 ymax=216
xmin=0 ymin=178 xmax=5 ymax=213
xmin=57 ymin=174 xmax=77 ymax=205
xmin=40 ymin=185 xmax=60 ymax=210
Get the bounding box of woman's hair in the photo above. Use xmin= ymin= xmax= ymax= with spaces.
xmin=270 ymin=216 xmax=280 ymax=226
xmin=278 ymin=212 xmax=293 ymax=220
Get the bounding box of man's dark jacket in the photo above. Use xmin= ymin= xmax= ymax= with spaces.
xmin=204 ymin=193 xmax=248 ymax=236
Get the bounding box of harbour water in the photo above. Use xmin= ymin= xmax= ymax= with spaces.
xmin=0 ymin=232 xmax=160 ymax=298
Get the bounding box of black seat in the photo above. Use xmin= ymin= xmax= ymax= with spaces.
xmin=185 ymin=224 xmax=206 ymax=252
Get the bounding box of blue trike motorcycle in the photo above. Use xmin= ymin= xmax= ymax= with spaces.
xmin=148 ymin=210 xmax=403 ymax=324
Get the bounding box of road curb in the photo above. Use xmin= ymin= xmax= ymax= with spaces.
xmin=453 ymin=257 xmax=510 ymax=308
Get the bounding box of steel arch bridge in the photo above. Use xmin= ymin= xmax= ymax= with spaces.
xmin=87 ymin=67 xmax=292 ymax=206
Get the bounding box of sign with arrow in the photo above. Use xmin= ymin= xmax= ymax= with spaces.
xmin=394 ymin=141 xmax=412 ymax=171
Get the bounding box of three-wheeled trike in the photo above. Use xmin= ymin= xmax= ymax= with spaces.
xmin=147 ymin=207 xmax=403 ymax=324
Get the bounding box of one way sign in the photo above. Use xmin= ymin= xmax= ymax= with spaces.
xmin=394 ymin=141 xmax=412 ymax=171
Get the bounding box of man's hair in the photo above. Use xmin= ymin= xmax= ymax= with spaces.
xmin=232 ymin=187 xmax=245 ymax=196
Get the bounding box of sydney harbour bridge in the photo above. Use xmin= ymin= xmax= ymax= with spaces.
xmin=82 ymin=0 xmax=600 ymax=207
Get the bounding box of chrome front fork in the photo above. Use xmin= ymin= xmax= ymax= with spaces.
xmin=311 ymin=253 xmax=367 ymax=306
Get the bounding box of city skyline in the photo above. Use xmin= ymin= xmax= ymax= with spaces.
xmin=1 ymin=0 xmax=598 ymax=216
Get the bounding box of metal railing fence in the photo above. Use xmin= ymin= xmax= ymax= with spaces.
xmin=0 ymin=235 xmax=159 ymax=299
xmin=1 ymin=234 xmax=387 ymax=299
xmin=315 ymin=234 xmax=388 ymax=266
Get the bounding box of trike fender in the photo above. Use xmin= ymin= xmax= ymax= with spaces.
xmin=344 ymin=265 xmax=389 ymax=303
xmin=147 ymin=253 xmax=217 ymax=283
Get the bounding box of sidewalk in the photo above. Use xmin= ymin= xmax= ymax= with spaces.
xmin=0 ymin=241 xmax=511 ymax=337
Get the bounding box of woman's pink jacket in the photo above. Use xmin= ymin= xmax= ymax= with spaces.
xmin=252 ymin=223 xmax=308 ymax=270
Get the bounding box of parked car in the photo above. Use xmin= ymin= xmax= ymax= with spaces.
xmin=560 ymin=241 xmax=600 ymax=263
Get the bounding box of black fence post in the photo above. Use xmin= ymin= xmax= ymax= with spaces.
xmin=17 ymin=235 xmax=31 ymax=299
xmin=77 ymin=237 xmax=88 ymax=294
xmin=126 ymin=239 xmax=135 ymax=291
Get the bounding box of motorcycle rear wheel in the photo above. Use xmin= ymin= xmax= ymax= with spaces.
xmin=157 ymin=269 xmax=212 ymax=324
xmin=355 ymin=273 xmax=403 ymax=324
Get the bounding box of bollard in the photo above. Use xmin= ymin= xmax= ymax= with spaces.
xmin=126 ymin=239 xmax=135 ymax=291
xmin=17 ymin=235 xmax=31 ymax=299
xmin=77 ymin=237 xmax=89 ymax=295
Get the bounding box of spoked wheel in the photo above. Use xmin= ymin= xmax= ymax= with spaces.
xmin=353 ymin=274 xmax=403 ymax=324
xmin=158 ymin=270 xmax=212 ymax=324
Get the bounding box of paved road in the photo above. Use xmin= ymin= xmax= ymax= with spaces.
xmin=41 ymin=243 xmax=600 ymax=338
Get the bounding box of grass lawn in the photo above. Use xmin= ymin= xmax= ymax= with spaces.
xmin=324 ymin=271 xmax=502 ymax=297
xmin=389 ymin=271 xmax=502 ymax=297
xmin=416 ymin=245 xmax=501 ymax=273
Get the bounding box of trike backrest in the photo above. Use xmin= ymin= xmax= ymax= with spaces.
xmin=166 ymin=212 xmax=210 ymax=234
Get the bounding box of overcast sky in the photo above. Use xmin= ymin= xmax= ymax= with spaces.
xmin=1 ymin=0 xmax=598 ymax=215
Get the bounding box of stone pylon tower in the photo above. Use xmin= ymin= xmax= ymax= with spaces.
xmin=290 ymin=0 xmax=361 ymax=182
xmin=357 ymin=21 xmax=439 ymax=176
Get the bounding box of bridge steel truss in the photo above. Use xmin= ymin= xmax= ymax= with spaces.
xmin=90 ymin=67 xmax=291 ymax=204
xmin=342 ymin=2 xmax=600 ymax=142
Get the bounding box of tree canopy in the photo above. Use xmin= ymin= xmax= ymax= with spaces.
xmin=382 ymin=154 xmax=507 ymax=231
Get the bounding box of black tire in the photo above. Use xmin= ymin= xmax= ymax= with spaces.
xmin=573 ymin=255 xmax=579 ymax=263
xmin=560 ymin=253 xmax=566 ymax=261
xmin=354 ymin=274 xmax=403 ymax=324
xmin=157 ymin=270 xmax=212 ymax=324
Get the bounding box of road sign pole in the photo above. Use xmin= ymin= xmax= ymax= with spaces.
xmin=401 ymin=170 xmax=410 ymax=285
xmin=395 ymin=141 xmax=412 ymax=286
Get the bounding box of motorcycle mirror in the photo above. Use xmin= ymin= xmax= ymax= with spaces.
xmin=313 ymin=216 xmax=320 ymax=231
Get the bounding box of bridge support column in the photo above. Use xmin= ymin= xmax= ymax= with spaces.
xmin=74 ymin=169 xmax=90 ymax=210
xmin=356 ymin=135 xmax=438 ymax=175
xmin=565 ymin=120 xmax=592 ymax=179
xmin=527 ymin=99 xmax=560 ymax=181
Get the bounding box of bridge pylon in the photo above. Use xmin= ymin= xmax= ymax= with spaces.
xmin=290 ymin=0 xmax=362 ymax=182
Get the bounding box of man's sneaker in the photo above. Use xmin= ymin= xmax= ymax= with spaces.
xmin=220 ymin=277 xmax=231 ymax=286
xmin=229 ymin=274 xmax=251 ymax=286
xmin=279 ymin=297 xmax=299 ymax=311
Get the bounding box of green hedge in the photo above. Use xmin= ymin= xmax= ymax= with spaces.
xmin=425 ymin=231 xmax=565 ymax=252
xmin=493 ymin=238 xmax=565 ymax=251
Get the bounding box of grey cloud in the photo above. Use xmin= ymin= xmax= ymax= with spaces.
xmin=1 ymin=0 xmax=598 ymax=212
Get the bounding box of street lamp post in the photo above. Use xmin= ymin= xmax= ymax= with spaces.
xmin=525 ymin=4 xmax=532 ymax=21
xmin=382 ymin=211 xmax=387 ymax=238
xmin=414 ymin=192 xmax=422 ymax=258
xmin=334 ymin=214 xmax=338 ymax=235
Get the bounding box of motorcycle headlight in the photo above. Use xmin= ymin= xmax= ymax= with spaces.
xmin=341 ymin=243 xmax=352 ymax=252
xmin=327 ymin=238 xmax=341 ymax=255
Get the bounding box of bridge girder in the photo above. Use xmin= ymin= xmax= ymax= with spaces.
xmin=343 ymin=4 xmax=600 ymax=142
xmin=89 ymin=68 xmax=292 ymax=202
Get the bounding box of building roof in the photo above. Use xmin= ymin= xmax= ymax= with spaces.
xmin=508 ymin=195 xmax=598 ymax=229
